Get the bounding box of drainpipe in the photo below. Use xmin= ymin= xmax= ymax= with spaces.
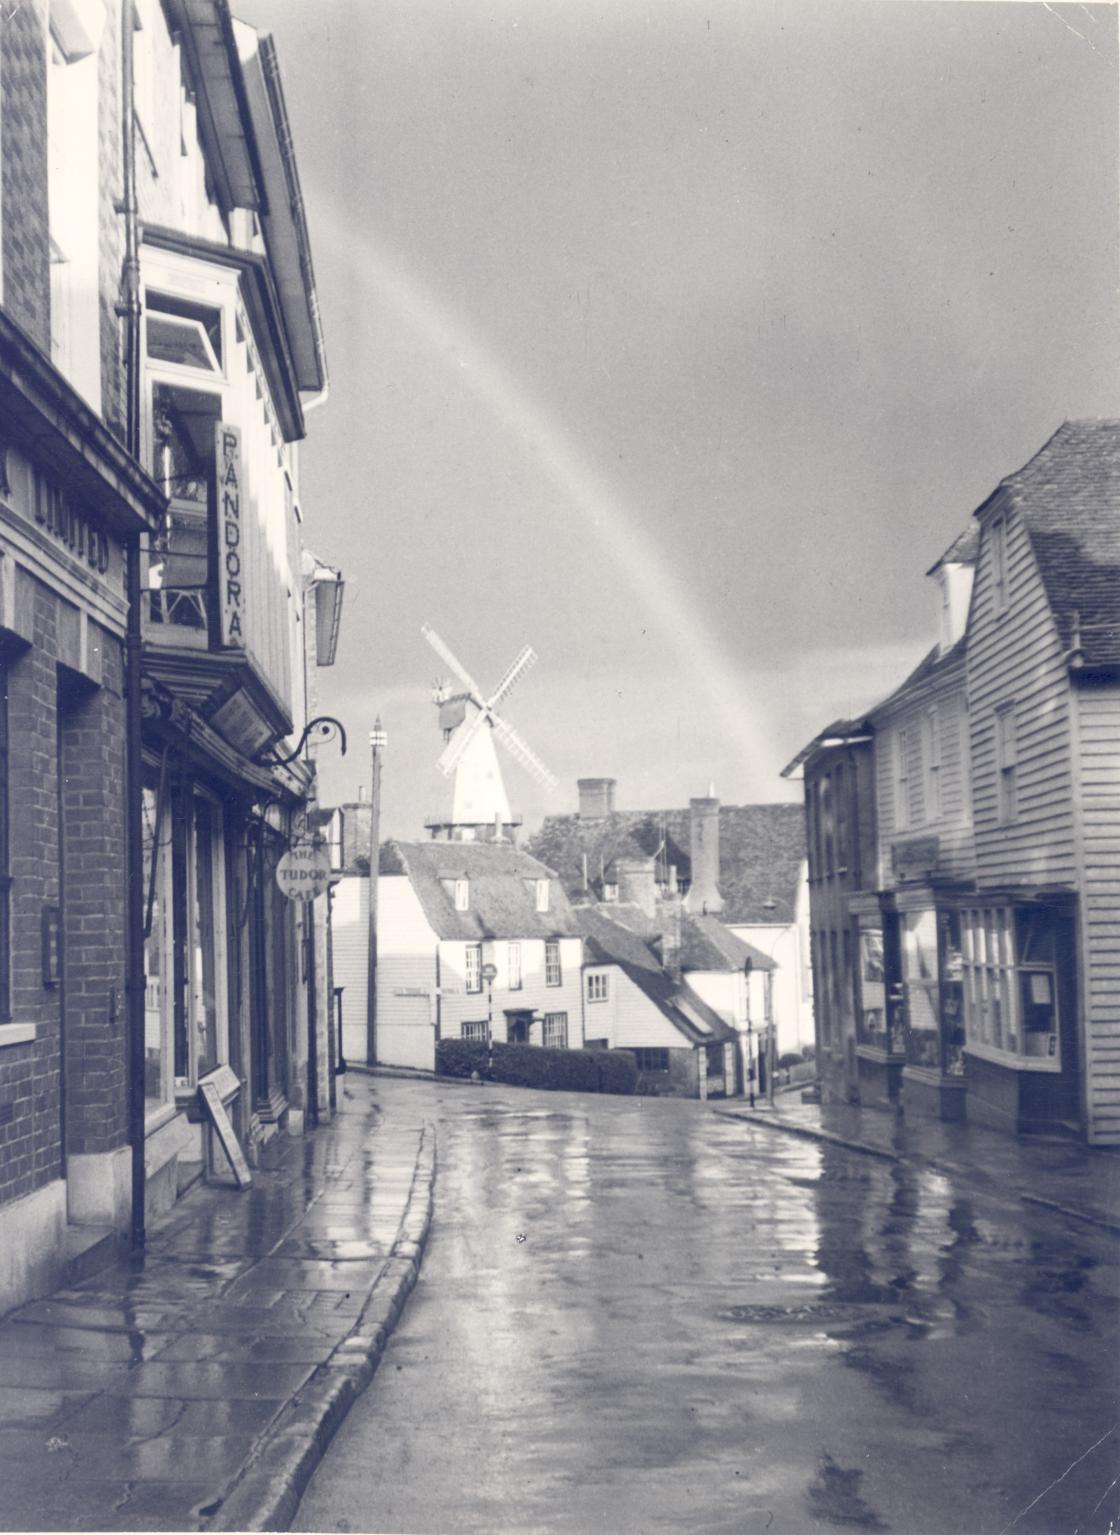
xmin=120 ymin=3 xmax=146 ymax=1251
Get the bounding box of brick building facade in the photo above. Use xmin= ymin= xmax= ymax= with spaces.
xmin=0 ymin=0 xmax=342 ymax=1310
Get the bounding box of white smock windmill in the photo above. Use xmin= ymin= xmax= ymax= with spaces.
xmin=421 ymin=624 xmax=557 ymax=840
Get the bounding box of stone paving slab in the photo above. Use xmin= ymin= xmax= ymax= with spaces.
xmin=0 ymin=1076 xmax=436 ymax=1534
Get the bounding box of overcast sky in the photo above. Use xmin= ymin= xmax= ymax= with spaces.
xmin=239 ymin=0 xmax=1118 ymax=838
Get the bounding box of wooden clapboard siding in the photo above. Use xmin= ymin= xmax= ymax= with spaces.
xmin=331 ymin=875 xmax=369 ymax=1063
xmin=611 ymin=969 xmax=687 ymax=1050
xmin=376 ymin=877 xmax=439 ymax=1068
xmin=1074 ymin=680 xmax=1120 ymax=1142
xmin=874 ymin=660 xmax=975 ymax=887
xmin=968 ymin=500 xmax=1078 ymax=889
xmin=581 ymin=965 xmax=618 ymax=1044
xmin=438 ymin=936 xmax=584 ymax=1046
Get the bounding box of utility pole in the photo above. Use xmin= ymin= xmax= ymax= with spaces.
xmin=366 ymin=720 xmax=386 ymax=1066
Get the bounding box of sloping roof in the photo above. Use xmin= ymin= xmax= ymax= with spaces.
xmin=679 ymin=914 xmax=776 ymax=974
xmin=925 ymin=522 xmax=979 ymax=576
xmin=526 ymin=803 xmax=805 ymax=926
xmin=574 ymin=906 xmax=737 ymax=1046
xmin=381 ymin=840 xmax=580 ymax=941
xmin=865 ymin=636 xmax=967 ymax=723
xmin=991 ymin=419 xmax=1120 ymax=666
xmin=780 ymin=717 xmax=873 ymax=779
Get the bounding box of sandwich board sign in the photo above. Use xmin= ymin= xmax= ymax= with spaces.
xmin=197 ymin=1065 xmax=251 ymax=1190
xmin=276 ymin=842 xmax=331 ymax=902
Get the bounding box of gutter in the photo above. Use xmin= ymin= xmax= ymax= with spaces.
xmin=257 ymin=34 xmax=329 ymax=410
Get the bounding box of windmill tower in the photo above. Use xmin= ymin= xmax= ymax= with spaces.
xmin=421 ymin=624 xmax=557 ymax=841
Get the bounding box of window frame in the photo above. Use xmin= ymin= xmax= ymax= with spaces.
xmin=545 ymin=938 xmax=562 ymax=987
xmin=894 ymin=726 xmax=910 ymax=830
xmin=464 ymin=942 xmax=483 ymax=994
xmin=543 ymin=1012 xmax=568 ymax=1050
xmin=586 ymin=972 xmax=609 ymax=1004
xmin=995 ymin=704 xmax=1017 ymax=826
xmin=925 ymin=705 xmax=941 ymax=822
xmin=507 ymin=940 xmax=522 ymax=991
xmin=960 ymin=905 xmax=1060 ymax=1071
xmin=632 ymin=1047 xmax=670 ymax=1074
xmin=454 ymin=878 xmax=469 ymax=912
xmin=461 ymin=1019 xmax=487 ymax=1043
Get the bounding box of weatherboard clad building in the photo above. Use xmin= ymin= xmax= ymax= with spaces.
xmin=574 ymin=859 xmax=768 ymax=1098
xmin=782 ymin=718 xmax=876 ymax=1107
xmin=372 ymin=841 xmax=584 ymax=1071
xmin=132 ymin=1 xmax=341 ymax=1205
xmin=960 ymin=421 xmax=1120 ymax=1144
xmin=527 ymin=784 xmax=812 ymax=1056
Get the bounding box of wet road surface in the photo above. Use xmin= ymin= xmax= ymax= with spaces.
xmin=297 ymin=1081 xmax=1120 ymax=1535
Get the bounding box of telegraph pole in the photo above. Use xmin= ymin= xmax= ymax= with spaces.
xmin=366 ymin=720 xmax=386 ymax=1066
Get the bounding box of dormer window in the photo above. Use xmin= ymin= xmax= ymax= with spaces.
xmin=454 ymin=878 xmax=469 ymax=912
xmin=535 ymin=879 xmax=550 ymax=913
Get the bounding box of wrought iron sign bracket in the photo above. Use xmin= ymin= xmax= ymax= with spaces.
xmin=253 ymin=716 xmax=348 ymax=769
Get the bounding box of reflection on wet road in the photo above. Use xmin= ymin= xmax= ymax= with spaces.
xmin=298 ymin=1081 xmax=1120 ymax=1535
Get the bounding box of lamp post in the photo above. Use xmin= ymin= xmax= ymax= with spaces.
xmin=481 ymin=961 xmax=499 ymax=1077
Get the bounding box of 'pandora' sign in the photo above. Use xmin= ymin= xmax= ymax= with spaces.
xmin=216 ymin=423 xmax=245 ymax=649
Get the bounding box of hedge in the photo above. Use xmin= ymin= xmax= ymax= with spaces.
xmin=436 ymin=1038 xmax=637 ymax=1096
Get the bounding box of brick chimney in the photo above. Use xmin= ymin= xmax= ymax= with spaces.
xmin=614 ymin=856 xmax=656 ymax=917
xmin=656 ymin=893 xmax=683 ymax=982
xmin=684 ymin=796 xmax=723 ymax=914
xmin=578 ymin=777 xmax=616 ymax=819
xmin=342 ymin=802 xmax=373 ymax=871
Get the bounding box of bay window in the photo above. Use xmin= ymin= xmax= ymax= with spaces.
xmin=961 ymin=906 xmax=1061 ymax=1068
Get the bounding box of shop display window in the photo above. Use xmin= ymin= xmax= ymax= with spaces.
xmin=960 ymin=906 xmax=1061 ymax=1069
xmin=143 ymin=770 xmax=229 ymax=1116
xmin=857 ymin=928 xmax=889 ymax=1050
xmin=902 ymin=908 xmax=941 ymax=1070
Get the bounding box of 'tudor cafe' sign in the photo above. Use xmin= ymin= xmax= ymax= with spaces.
xmin=275 ymin=842 xmax=332 ymax=902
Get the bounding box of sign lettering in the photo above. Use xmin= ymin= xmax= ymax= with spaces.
xmin=216 ymin=424 xmax=245 ymax=648
xmin=33 ymin=471 xmax=110 ymax=575
xmin=276 ymin=842 xmax=332 ymax=902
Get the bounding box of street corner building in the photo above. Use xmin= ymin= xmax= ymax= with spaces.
xmin=0 ymin=0 xmax=344 ymax=1313
xmin=787 ymin=420 xmax=1120 ymax=1146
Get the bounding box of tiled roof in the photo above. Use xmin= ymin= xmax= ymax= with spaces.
xmin=380 ymin=840 xmax=580 ymax=941
xmin=780 ymin=717 xmax=873 ymax=779
xmin=865 ymin=636 xmax=966 ymax=722
xmin=925 ymin=522 xmax=979 ymax=575
xmin=679 ymin=913 xmax=776 ymax=974
xmin=994 ymin=419 xmax=1120 ymax=666
xmin=574 ymin=906 xmax=737 ymax=1046
xmin=526 ymin=803 xmax=806 ymax=926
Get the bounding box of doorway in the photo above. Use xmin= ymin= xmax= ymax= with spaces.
xmin=505 ymin=1011 xmax=533 ymax=1045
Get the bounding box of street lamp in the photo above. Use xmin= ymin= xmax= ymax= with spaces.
xmin=481 ymin=961 xmax=498 ymax=1076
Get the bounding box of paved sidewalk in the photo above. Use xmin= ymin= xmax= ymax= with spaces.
xmin=0 ymin=1075 xmax=435 ymax=1533
xmin=716 ymin=1093 xmax=1120 ymax=1233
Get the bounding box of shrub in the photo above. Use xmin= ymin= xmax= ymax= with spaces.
xmin=778 ymin=1052 xmax=804 ymax=1071
xmin=435 ymin=1038 xmax=637 ymax=1095
xmin=592 ymin=1049 xmax=639 ymax=1096
xmin=436 ymin=1038 xmax=491 ymax=1079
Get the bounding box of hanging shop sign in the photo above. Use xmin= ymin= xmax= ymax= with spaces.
xmin=216 ymin=422 xmax=245 ymax=649
xmin=276 ymin=841 xmax=332 ymax=901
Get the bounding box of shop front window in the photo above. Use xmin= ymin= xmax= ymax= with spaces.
xmin=857 ymin=928 xmax=889 ymax=1050
xmin=142 ymin=775 xmax=174 ymax=1116
xmin=961 ymin=906 xmax=1061 ymax=1068
xmin=902 ymin=908 xmax=941 ymax=1070
xmin=189 ymin=797 xmax=225 ymax=1080
xmin=938 ymin=909 xmax=966 ymax=1075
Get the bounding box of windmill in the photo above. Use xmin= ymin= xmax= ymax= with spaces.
xmin=421 ymin=624 xmax=557 ymax=841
